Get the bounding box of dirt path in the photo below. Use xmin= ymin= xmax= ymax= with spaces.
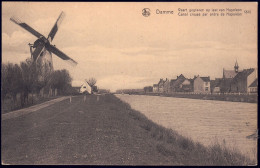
xmin=1 ymin=95 xmax=175 ymax=165
xmin=2 ymin=97 xmax=70 ymax=121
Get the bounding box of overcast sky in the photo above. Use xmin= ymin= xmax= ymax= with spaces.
xmin=2 ymin=2 xmax=257 ymax=91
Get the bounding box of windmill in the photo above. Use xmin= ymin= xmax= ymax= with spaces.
xmin=10 ymin=11 xmax=77 ymax=73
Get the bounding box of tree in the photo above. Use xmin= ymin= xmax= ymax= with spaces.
xmin=49 ymin=69 xmax=72 ymax=95
xmin=2 ymin=63 xmax=23 ymax=107
xmin=1 ymin=64 xmax=9 ymax=103
xmin=86 ymin=78 xmax=96 ymax=87
xmin=20 ymin=58 xmax=42 ymax=104
xmin=85 ymin=77 xmax=97 ymax=94
xmin=37 ymin=62 xmax=52 ymax=97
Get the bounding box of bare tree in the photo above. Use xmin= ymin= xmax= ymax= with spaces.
xmin=85 ymin=78 xmax=96 ymax=87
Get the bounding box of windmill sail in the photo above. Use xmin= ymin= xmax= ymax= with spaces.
xmin=47 ymin=11 xmax=65 ymax=42
xmin=10 ymin=12 xmax=78 ymax=67
xmin=47 ymin=44 xmax=77 ymax=65
xmin=10 ymin=16 xmax=44 ymax=38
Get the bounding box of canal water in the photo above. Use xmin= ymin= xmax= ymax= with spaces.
xmin=115 ymin=94 xmax=257 ymax=160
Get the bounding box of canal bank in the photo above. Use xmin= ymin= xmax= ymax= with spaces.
xmin=137 ymin=92 xmax=258 ymax=103
xmin=2 ymin=94 xmax=255 ymax=165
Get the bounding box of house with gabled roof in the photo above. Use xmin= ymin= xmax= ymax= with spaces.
xmin=248 ymin=78 xmax=258 ymax=93
xmin=153 ymin=78 xmax=168 ymax=93
xmin=230 ymin=68 xmax=257 ymax=93
xmin=158 ymin=78 xmax=166 ymax=93
xmin=223 ymin=60 xmax=240 ymax=79
xmin=194 ymin=76 xmax=211 ymax=93
xmin=163 ymin=78 xmax=170 ymax=93
xmin=169 ymin=74 xmax=193 ymax=92
xmin=80 ymin=82 xmax=92 ymax=94
xmin=212 ymin=60 xmax=240 ymax=93
xmin=170 ymin=74 xmax=186 ymax=92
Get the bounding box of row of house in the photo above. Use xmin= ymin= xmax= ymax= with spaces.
xmin=151 ymin=61 xmax=258 ymax=94
xmin=153 ymin=74 xmax=210 ymax=93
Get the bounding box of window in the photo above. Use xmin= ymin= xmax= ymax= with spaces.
xmin=205 ymin=87 xmax=209 ymax=91
xmin=83 ymin=86 xmax=86 ymax=88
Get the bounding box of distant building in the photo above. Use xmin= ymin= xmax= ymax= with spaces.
xmin=170 ymin=74 xmax=186 ymax=92
xmin=248 ymin=79 xmax=258 ymax=93
xmin=158 ymin=78 xmax=166 ymax=93
xmin=72 ymin=86 xmax=81 ymax=93
xmin=98 ymin=89 xmax=110 ymax=94
xmin=170 ymin=79 xmax=176 ymax=92
xmin=210 ymin=78 xmax=222 ymax=93
xmin=223 ymin=60 xmax=240 ymax=79
xmin=153 ymin=84 xmax=159 ymax=92
xmin=80 ymin=82 xmax=92 ymax=94
xmin=163 ymin=78 xmax=170 ymax=93
xmin=170 ymin=74 xmax=193 ymax=92
xmin=144 ymin=86 xmax=153 ymax=93
xmin=188 ymin=78 xmax=195 ymax=92
xmin=194 ymin=76 xmax=211 ymax=93
xmin=230 ymin=68 xmax=257 ymax=93
xmin=212 ymin=60 xmax=240 ymax=93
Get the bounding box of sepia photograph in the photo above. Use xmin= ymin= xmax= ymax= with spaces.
xmin=1 ymin=2 xmax=258 ymax=165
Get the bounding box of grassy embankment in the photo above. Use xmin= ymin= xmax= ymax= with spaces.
xmin=1 ymin=94 xmax=64 ymax=114
xmin=110 ymin=94 xmax=255 ymax=165
xmin=1 ymin=95 xmax=60 ymax=114
xmin=2 ymin=94 xmax=255 ymax=165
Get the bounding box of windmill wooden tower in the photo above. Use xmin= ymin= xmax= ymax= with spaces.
xmin=10 ymin=12 xmax=78 ymax=96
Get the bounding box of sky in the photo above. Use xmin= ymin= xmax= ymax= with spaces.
xmin=2 ymin=2 xmax=257 ymax=92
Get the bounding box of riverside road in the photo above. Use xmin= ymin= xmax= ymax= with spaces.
xmin=1 ymin=95 xmax=174 ymax=165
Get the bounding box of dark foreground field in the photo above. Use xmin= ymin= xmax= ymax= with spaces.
xmin=1 ymin=94 xmax=255 ymax=165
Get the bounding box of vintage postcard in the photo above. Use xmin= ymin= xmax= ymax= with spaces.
xmin=2 ymin=2 xmax=257 ymax=165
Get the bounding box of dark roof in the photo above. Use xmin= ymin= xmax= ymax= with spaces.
xmin=172 ymin=75 xmax=186 ymax=88
xmin=188 ymin=78 xmax=194 ymax=82
xmin=211 ymin=78 xmax=222 ymax=87
xmin=215 ymin=80 xmax=222 ymax=87
xmin=170 ymin=79 xmax=176 ymax=86
xmin=249 ymin=79 xmax=258 ymax=87
xmin=158 ymin=79 xmax=165 ymax=85
xmin=232 ymin=69 xmax=255 ymax=83
xmin=219 ymin=78 xmax=233 ymax=92
xmin=201 ymin=77 xmax=210 ymax=82
xmin=223 ymin=69 xmax=237 ymax=78
xmin=177 ymin=74 xmax=185 ymax=79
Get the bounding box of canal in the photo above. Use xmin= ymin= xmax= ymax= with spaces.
xmin=116 ymin=94 xmax=257 ymax=160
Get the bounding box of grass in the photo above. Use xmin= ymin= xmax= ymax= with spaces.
xmin=1 ymin=94 xmax=62 ymax=114
xmin=111 ymin=94 xmax=256 ymax=166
